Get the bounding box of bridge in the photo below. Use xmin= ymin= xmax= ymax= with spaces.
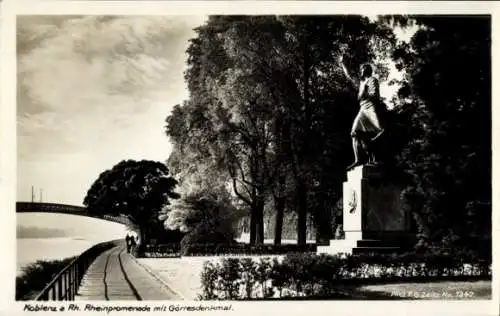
xmin=16 ymin=202 xmax=133 ymax=226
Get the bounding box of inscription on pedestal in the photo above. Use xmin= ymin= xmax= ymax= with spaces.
xmin=344 ymin=165 xmax=409 ymax=238
xmin=364 ymin=182 xmax=405 ymax=231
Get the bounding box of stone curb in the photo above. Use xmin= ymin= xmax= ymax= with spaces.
xmin=127 ymin=254 xmax=188 ymax=301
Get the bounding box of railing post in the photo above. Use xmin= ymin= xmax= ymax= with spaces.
xmin=65 ymin=271 xmax=69 ymax=300
xmin=65 ymin=271 xmax=70 ymax=300
xmin=75 ymin=263 xmax=79 ymax=298
xmin=57 ymin=277 xmax=63 ymax=300
xmin=62 ymin=272 xmax=66 ymax=300
xmin=67 ymin=271 xmax=70 ymax=300
xmin=70 ymin=270 xmax=74 ymax=300
xmin=76 ymin=262 xmax=80 ymax=291
xmin=72 ymin=265 xmax=77 ymax=299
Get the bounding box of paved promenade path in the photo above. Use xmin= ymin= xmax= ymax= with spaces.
xmin=75 ymin=246 xmax=180 ymax=300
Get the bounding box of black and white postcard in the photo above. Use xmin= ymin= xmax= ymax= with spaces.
xmin=1 ymin=1 xmax=498 ymax=316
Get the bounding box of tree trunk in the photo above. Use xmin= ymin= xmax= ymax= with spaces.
xmin=255 ymin=198 xmax=265 ymax=244
xmin=315 ymin=215 xmax=332 ymax=245
xmin=289 ymin=143 xmax=308 ymax=245
xmin=315 ymin=227 xmax=321 ymax=244
xmin=315 ymin=198 xmax=333 ymax=245
xmin=138 ymin=227 xmax=147 ymax=257
xmin=296 ymin=29 xmax=310 ymax=246
xmin=296 ymin=181 xmax=308 ymax=245
xmin=274 ymin=195 xmax=285 ymax=245
xmin=250 ymin=209 xmax=257 ymax=244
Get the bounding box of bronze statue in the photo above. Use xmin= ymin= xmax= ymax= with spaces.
xmin=339 ymin=55 xmax=386 ymax=171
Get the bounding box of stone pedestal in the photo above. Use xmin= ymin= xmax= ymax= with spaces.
xmin=318 ymin=165 xmax=412 ymax=255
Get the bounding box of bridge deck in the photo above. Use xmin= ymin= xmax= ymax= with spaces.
xmin=75 ymin=246 xmax=180 ymax=301
xmin=16 ymin=202 xmax=133 ymax=226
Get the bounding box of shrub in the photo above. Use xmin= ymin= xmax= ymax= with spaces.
xmin=180 ymin=224 xmax=237 ymax=255
xmin=219 ymin=258 xmax=241 ymax=299
xmin=16 ymin=257 xmax=76 ymax=300
xmin=182 ymin=243 xmax=317 ymax=256
xmin=255 ymin=258 xmax=273 ymax=298
xmin=269 ymin=257 xmax=289 ymax=297
xmin=199 ymin=261 xmax=219 ymax=300
xmin=239 ymin=258 xmax=257 ymax=299
xmin=199 ymin=251 xmax=492 ymax=300
xmin=142 ymin=243 xmax=181 ymax=258
xmin=168 ymin=189 xmax=244 ymax=255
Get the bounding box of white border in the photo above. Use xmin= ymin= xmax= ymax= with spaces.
xmin=2 ymin=1 xmax=499 ymax=316
xmin=4 ymin=1 xmax=500 ymax=15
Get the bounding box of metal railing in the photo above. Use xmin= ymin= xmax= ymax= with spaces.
xmin=34 ymin=239 xmax=122 ymax=301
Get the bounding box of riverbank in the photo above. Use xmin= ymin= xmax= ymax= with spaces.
xmin=16 ymin=257 xmax=76 ymax=300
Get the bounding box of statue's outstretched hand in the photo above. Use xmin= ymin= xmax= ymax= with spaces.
xmin=339 ymin=54 xmax=356 ymax=86
xmin=338 ymin=53 xmax=346 ymax=65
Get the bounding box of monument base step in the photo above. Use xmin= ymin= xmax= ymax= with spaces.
xmin=353 ymin=238 xmax=412 ymax=254
xmin=317 ymin=238 xmax=412 ymax=255
xmin=356 ymin=238 xmax=411 ymax=248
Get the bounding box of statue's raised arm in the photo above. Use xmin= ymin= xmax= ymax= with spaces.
xmin=338 ymin=54 xmax=359 ymax=88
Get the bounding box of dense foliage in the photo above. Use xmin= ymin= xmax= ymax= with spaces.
xmin=389 ymin=16 xmax=492 ymax=252
xmin=83 ymin=159 xmax=181 ymax=244
xmin=162 ymin=188 xmax=247 ymax=254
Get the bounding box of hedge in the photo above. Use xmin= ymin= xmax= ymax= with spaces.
xmin=136 ymin=243 xmax=317 ymax=258
xmin=183 ymin=243 xmax=317 ymax=256
xmin=139 ymin=243 xmax=181 ymax=258
xmin=199 ymin=252 xmax=491 ymax=300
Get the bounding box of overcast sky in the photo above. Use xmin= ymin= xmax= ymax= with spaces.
xmin=17 ymin=16 xmax=208 ymax=205
xmin=16 ymin=15 xmax=413 ymax=206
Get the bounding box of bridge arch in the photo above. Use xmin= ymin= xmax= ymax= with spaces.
xmin=16 ymin=202 xmax=133 ymax=226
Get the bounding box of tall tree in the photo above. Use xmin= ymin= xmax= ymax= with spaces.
xmin=167 ymin=16 xmax=286 ymax=244
xmin=390 ymin=15 xmax=491 ymax=255
xmin=83 ymin=160 xmax=180 ymax=245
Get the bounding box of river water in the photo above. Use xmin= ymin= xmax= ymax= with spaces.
xmin=16 ymin=238 xmax=99 ymax=276
xmin=16 ymin=213 xmax=128 ymax=276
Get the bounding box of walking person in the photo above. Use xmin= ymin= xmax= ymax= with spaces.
xmin=129 ymin=235 xmax=137 ymax=255
xmin=125 ymin=233 xmax=132 ymax=253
